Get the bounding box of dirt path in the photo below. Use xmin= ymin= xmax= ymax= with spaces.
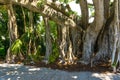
xmin=0 ymin=63 xmax=120 ymax=80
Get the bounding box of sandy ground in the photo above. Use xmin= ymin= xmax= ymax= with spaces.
xmin=0 ymin=63 xmax=120 ymax=80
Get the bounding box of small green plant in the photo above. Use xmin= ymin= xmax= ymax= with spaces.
xmin=10 ymin=39 xmax=22 ymax=55
xmin=49 ymin=52 xmax=59 ymax=63
xmin=29 ymin=54 xmax=43 ymax=63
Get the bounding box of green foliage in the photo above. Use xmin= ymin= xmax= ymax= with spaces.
xmin=0 ymin=5 xmax=9 ymax=58
xmin=67 ymin=10 xmax=78 ymax=16
xmin=36 ymin=20 xmax=46 ymax=55
xmin=49 ymin=43 xmax=59 ymax=63
xmin=20 ymin=32 xmax=30 ymax=42
xmin=13 ymin=5 xmax=25 ymax=35
xmin=75 ymin=0 xmax=79 ymax=3
xmin=0 ymin=47 xmax=5 ymax=58
xmin=26 ymin=45 xmax=44 ymax=62
xmin=0 ymin=6 xmax=8 ymax=36
xmin=88 ymin=4 xmax=94 ymax=17
xmin=59 ymin=0 xmax=73 ymax=3
xmin=37 ymin=0 xmax=45 ymax=8
xmin=37 ymin=20 xmax=45 ymax=37
xmin=28 ymin=54 xmax=43 ymax=62
xmin=49 ymin=21 xmax=57 ymax=39
xmin=46 ymin=20 xmax=59 ymax=63
xmin=33 ymin=13 xmax=41 ymax=25
xmin=10 ymin=39 xmax=22 ymax=55
xmin=0 ymin=36 xmax=9 ymax=58
xmin=19 ymin=32 xmax=30 ymax=55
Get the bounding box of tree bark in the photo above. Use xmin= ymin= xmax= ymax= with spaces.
xmin=104 ymin=0 xmax=110 ymax=20
xmin=43 ymin=18 xmax=52 ymax=63
xmin=91 ymin=0 xmax=120 ymax=71
xmin=0 ymin=0 xmax=81 ymax=30
xmin=110 ymin=0 xmax=119 ymax=72
xmin=59 ymin=25 xmax=76 ymax=64
xmin=28 ymin=11 xmax=33 ymax=56
xmin=79 ymin=0 xmax=88 ymax=30
xmin=21 ymin=6 xmax=27 ymax=32
xmin=59 ymin=26 xmax=67 ymax=63
xmin=27 ymin=11 xmax=37 ymax=62
xmin=70 ymin=27 xmax=82 ymax=57
xmin=118 ymin=0 xmax=120 ymax=70
xmin=6 ymin=1 xmax=18 ymax=63
xmin=81 ymin=0 xmax=104 ymax=64
xmin=66 ymin=26 xmax=74 ymax=64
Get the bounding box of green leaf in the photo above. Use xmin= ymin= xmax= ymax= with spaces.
xmin=10 ymin=39 xmax=22 ymax=54
xmin=59 ymin=0 xmax=73 ymax=3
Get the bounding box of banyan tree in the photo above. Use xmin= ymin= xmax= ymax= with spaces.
xmin=0 ymin=0 xmax=120 ymax=72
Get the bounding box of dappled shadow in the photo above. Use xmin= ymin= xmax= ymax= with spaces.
xmin=0 ymin=63 xmax=120 ymax=80
xmin=91 ymin=72 xmax=120 ymax=80
xmin=0 ymin=64 xmax=45 ymax=80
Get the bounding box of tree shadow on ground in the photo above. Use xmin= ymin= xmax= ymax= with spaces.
xmin=0 ymin=63 xmax=120 ymax=80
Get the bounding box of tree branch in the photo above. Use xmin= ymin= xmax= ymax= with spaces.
xmin=93 ymin=0 xmax=104 ymax=31
xmin=79 ymin=0 xmax=88 ymax=30
xmin=0 ymin=0 xmax=82 ymax=31
xmin=104 ymin=0 xmax=110 ymax=20
xmin=45 ymin=1 xmax=69 ymax=17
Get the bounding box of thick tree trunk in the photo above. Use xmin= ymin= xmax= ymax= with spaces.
xmin=57 ymin=25 xmax=66 ymax=62
xmin=6 ymin=2 xmax=18 ymax=63
xmin=43 ymin=18 xmax=52 ymax=63
xmin=91 ymin=15 xmax=114 ymax=65
xmin=91 ymin=1 xmax=110 ymax=64
xmin=79 ymin=0 xmax=88 ymax=30
xmin=59 ymin=26 xmax=67 ymax=63
xmin=91 ymin=0 xmax=120 ymax=72
xmin=66 ymin=26 xmax=75 ymax=64
xmin=110 ymin=0 xmax=119 ymax=72
xmin=104 ymin=0 xmax=110 ymax=20
xmin=58 ymin=25 xmax=76 ymax=64
xmin=70 ymin=27 xmax=82 ymax=57
xmin=117 ymin=0 xmax=120 ymax=71
xmin=81 ymin=0 xmax=104 ymax=64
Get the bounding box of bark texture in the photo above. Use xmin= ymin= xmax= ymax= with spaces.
xmin=6 ymin=1 xmax=18 ymax=63
xmin=81 ymin=0 xmax=104 ymax=64
xmin=79 ymin=0 xmax=88 ymax=30
xmin=44 ymin=18 xmax=52 ymax=63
